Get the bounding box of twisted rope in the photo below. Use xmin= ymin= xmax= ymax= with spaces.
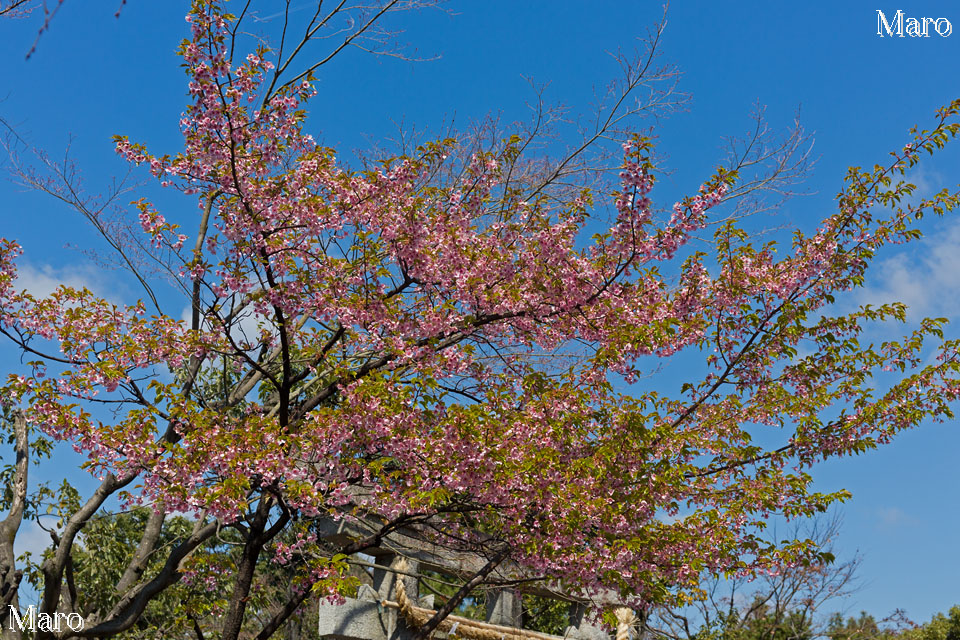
xmin=614 ymin=607 xmax=635 ymax=640
xmin=384 ymin=575 xmax=565 ymax=640
xmin=377 ymin=557 xmax=625 ymax=640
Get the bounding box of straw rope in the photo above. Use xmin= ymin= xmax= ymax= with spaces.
xmin=382 ymin=576 xmax=564 ymax=640
xmin=375 ymin=557 xmax=626 ymax=640
xmin=613 ymin=607 xmax=635 ymax=640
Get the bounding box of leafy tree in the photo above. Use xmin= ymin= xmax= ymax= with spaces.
xmin=521 ymin=594 xmax=573 ymax=636
xmin=906 ymin=606 xmax=960 ymax=640
xmin=825 ymin=606 xmax=960 ymax=640
xmin=1 ymin=2 xmax=960 ymax=640
xmin=700 ymin=602 xmax=814 ymax=640
xmin=827 ymin=611 xmax=901 ymax=640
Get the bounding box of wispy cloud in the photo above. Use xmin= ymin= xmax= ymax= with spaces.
xmin=14 ymin=262 xmax=115 ymax=301
xmin=875 ymin=506 xmax=919 ymax=530
xmin=855 ymin=166 xmax=960 ymax=321
xmin=13 ymin=519 xmax=52 ymax=560
xmin=858 ymin=223 xmax=960 ymax=319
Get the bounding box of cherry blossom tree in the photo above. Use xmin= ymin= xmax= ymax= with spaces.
xmin=0 ymin=0 xmax=35 ymax=19
xmin=2 ymin=2 xmax=960 ymax=639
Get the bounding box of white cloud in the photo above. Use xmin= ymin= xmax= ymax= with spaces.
xmin=13 ymin=262 xmax=114 ymax=301
xmin=13 ymin=519 xmax=52 ymax=561
xmin=178 ymin=302 xmax=269 ymax=346
xmin=875 ymin=506 xmax=919 ymax=529
xmin=856 ymin=220 xmax=960 ymax=320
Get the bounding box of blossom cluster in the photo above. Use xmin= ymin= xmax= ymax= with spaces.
xmin=3 ymin=0 xmax=960 ymax=610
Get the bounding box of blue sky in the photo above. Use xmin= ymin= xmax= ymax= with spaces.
xmin=1 ymin=0 xmax=958 ymax=625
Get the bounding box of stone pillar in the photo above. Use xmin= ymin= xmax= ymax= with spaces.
xmin=485 ymin=588 xmax=523 ymax=627
xmin=317 ymin=598 xmax=388 ymax=640
xmin=568 ymin=602 xmax=608 ymax=640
